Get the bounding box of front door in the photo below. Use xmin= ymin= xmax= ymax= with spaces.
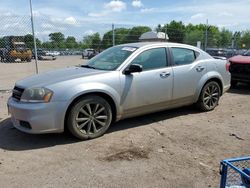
xmin=120 ymin=47 xmax=173 ymax=117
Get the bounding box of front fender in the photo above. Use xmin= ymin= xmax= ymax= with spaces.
xmin=67 ymin=82 xmax=121 ymax=120
xmin=69 ymin=82 xmax=120 ymax=106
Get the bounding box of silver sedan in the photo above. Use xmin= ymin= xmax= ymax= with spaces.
xmin=8 ymin=42 xmax=231 ymax=140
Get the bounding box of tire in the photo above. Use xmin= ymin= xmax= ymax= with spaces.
xmin=231 ymin=80 xmax=238 ymax=88
xmin=26 ymin=58 xmax=31 ymax=62
xmin=197 ymin=81 xmax=221 ymax=111
xmin=6 ymin=56 xmax=15 ymax=62
xmin=67 ymin=95 xmax=112 ymax=140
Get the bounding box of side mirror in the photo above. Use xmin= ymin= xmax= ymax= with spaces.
xmin=124 ymin=64 xmax=143 ymax=75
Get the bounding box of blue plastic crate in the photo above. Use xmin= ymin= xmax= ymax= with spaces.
xmin=220 ymin=157 xmax=250 ymax=188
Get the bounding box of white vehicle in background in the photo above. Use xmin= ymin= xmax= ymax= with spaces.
xmin=45 ymin=51 xmax=60 ymax=56
xmin=82 ymin=49 xmax=97 ymax=59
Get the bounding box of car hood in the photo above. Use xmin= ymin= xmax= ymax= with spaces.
xmin=229 ymin=55 xmax=250 ymax=64
xmin=16 ymin=66 xmax=107 ymax=88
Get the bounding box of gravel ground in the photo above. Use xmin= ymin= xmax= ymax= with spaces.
xmin=0 ymin=57 xmax=249 ymax=188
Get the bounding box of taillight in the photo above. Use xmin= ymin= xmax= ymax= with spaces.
xmin=226 ymin=60 xmax=230 ymax=72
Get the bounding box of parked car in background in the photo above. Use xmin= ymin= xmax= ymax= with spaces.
xmin=206 ymin=48 xmax=236 ymax=60
xmin=32 ymin=49 xmax=56 ymax=61
xmin=46 ymin=51 xmax=60 ymax=56
xmin=82 ymin=49 xmax=97 ymax=59
xmin=8 ymin=42 xmax=230 ymax=140
xmin=236 ymin=49 xmax=248 ymax=55
xmin=229 ymin=50 xmax=250 ymax=87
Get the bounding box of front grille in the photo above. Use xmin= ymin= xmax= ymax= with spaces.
xmin=230 ymin=63 xmax=250 ymax=75
xmin=12 ymin=86 xmax=24 ymax=101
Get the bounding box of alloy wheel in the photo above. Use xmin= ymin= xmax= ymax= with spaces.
xmin=75 ymin=103 xmax=108 ymax=135
xmin=203 ymin=84 xmax=220 ymax=109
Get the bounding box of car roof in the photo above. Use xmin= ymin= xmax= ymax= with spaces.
xmin=117 ymin=42 xmax=200 ymax=50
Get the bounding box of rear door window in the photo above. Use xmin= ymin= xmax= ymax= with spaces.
xmin=171 ymin=48 xmax=196 ymax=66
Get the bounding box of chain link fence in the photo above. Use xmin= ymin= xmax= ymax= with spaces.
xmin=0 ymin=10 xmax=249 ymax=90
xmin=0 ymin=14 xmax=248 ymax=64
xmin=0 ymin=15 xmax=32 ymax=63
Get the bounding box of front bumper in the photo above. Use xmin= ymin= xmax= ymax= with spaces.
xmin=231 ymin=73 xmax=250 ymax=83
xmin=7 ymin=97 xmax=67 ymax=134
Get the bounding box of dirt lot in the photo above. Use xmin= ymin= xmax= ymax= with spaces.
xmin=0 ymin=57 xmax=249 ymax=188
xmin=0 ymin=56 xmax=83 ymax=90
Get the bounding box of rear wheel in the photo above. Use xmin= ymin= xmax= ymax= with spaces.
xmin=67 ymin=95 xmax=112 ymax=140
xmin=197 ymin=81 xmax=221 ymax=111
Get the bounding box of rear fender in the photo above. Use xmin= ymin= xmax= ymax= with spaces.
xmin=194 ymin=71 xmax=223 ymax=102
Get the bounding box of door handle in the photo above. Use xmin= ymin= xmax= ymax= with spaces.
xmin=196 ymin=66 xmax=205 ymax=72
xmin=160 ymin=72 xmax=171 ymax=78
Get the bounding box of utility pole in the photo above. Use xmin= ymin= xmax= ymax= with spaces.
xmin=232 ymin=32 xmax=240 ymax=49
xmin=112 ymin=23 xmax=115 ymax=46
xmin=231 ymin=37 xmax=235 ymax=49
xmin=205 ymin=19 xmax=208 ymax=51
xmin=29 ymin=0 xmax=38 ymax=74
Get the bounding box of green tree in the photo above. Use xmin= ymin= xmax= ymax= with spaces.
xmin=240 ymin=31 xmax=250 ymax=49
xmin=217 ymin=28 xmax=232 ymax=48
xmin=206 ymin=26 xmax=221 ymax=48
xmin=82 ymin=32 xmax=101 ymax=50
xmin=49 ymin=32 xmax=65 ymax=48
xmin=90 ymin=33 xmax=101 ymax=50
xmin=184 ymin=24 xmax=206 ymax=47
xmin=82 ymin=35 xmax=92 ymax=48
xmin=42 ymin=41 xmax=52 ymax=49
xmin=125 ymin=26 xmax=152 ymax=43
xmin=233 ymin=31 xmax=242 ymax=49
xmin=102 ymin=28 xmax=130 ymax=49
xmin=65 ymin=36 xmax=78 ymax=49
xmin=184 ymin=24 xmax=233 ymax=48
xmin=101 ymin=31 xmax=113 ymax=49
xmin=184 ymin=29 xmax=204 ymax=46
xmin=24 ymin=34 xmax=42 ymax=49
xmin=161 ymin=21 xmax=185 ymax=43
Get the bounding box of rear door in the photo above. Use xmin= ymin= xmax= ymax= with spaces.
xmin=170 ymin=47 xmax=207 ymax=100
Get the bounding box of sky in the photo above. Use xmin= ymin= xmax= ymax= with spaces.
xmin=0 ymin=0 xmax=250 ymax=41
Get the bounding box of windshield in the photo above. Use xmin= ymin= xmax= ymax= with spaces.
xmin=15 ymin=44 xmax=26 ymax=49
xmin=243 ymin=50 xmax=250 ymax=56
xmin=85 ymin=46 xmax=137 ymax=70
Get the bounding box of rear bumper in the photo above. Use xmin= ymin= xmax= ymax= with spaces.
xmin=7 ymin=97 xmax=67 ymax=134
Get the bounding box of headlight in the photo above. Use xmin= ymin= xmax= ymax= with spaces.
xmin=20 ymin=87 xmax=53 ymax=103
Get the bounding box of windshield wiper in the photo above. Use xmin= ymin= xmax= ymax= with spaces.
xmin=80 ymin=65 xmax=96 ymax=69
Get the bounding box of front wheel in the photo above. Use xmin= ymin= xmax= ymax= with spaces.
xmin=67 ymin=95 xmax=112 ymax=140
xmin=197 ymin=81 xmax=221 ymax=111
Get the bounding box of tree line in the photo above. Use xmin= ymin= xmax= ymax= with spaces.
xmin=0 ymin=20 xmax=250 ymax=50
